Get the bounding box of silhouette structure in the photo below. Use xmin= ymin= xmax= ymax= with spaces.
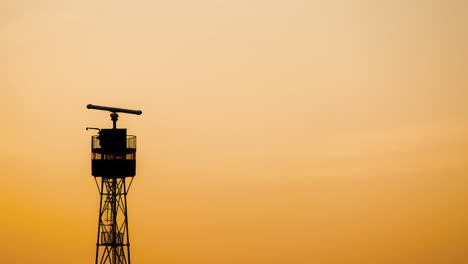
xmin=87 ymin=104 xmax=142 ymax=264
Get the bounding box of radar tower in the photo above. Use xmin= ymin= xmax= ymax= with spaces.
xmin=86 ymin=104 xmax=142 ymax=264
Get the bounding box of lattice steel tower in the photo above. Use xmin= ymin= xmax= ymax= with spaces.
xmin=87 ymin=104 xmax=142 ymax=264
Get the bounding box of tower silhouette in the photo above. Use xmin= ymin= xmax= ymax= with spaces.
xmin=87 ymin=104 xmax=142 ymax=264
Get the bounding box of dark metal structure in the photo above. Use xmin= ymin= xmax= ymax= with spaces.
xmin=87 ymin=104 xmax=142 ymax=264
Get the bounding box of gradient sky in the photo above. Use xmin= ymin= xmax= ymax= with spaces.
xmin=1 ymin=0 xmax=468 ymax=263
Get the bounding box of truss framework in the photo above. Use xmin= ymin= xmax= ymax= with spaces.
xmin=95 ymin=177 xmax=134 ymax=264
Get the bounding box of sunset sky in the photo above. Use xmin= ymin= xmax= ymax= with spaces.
xmin=1 ymin=0 xmax=468 ymax=263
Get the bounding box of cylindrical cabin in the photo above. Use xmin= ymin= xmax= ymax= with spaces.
xmin=91 ymin=129 xmax=136 ymax=177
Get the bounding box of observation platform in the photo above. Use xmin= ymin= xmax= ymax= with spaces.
xmin=91 ymin=133 xmax=137 ymax=178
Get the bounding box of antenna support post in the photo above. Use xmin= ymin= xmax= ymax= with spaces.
xmin=110 ymin=113 xmax=118 ymax=129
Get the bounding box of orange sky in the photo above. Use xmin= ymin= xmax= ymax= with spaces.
xmin=1 ymin=0 xmax=468 ymax=263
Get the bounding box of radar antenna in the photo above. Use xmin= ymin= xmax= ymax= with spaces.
xmin=87 ymin=104 xmax=142 ymax=129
